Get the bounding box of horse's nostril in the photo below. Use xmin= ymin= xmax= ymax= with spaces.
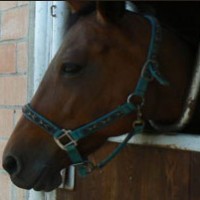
xmin=3 ymin=156 xmax=21 ymax=176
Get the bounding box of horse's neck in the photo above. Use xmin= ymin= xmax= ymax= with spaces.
xmin=144 ymin=27 xmax=196 ymax=123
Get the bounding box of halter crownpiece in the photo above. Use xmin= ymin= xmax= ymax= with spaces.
xmin=22 ymin=15 xmax=168 ymax=176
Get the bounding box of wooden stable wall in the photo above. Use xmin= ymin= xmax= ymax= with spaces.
xmin=57 ymin=143 xmax=200 ymax=200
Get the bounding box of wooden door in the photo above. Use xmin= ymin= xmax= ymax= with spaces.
xmin=57 ymin=143 xmax=200 ymax=200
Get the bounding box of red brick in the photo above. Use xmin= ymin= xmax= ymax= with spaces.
xmin=0 ymin=1 xmax=17 ymax=11
xmin=13 ymin=185 xmax=27 ymax=200
xmin=1 ymin=6 xmax=29 ymax=40
xmin=17 ymin=42 xmax=28 ymax=73
xmin=0 ymin=76 xmax=27 ymax=106
xmin=14 ymin=109 xmax=22 ymax=126
xmin=0 ymin=140 xmax=7 ymax=170
xmin=0 ymin=109 xmax=14 ymax=137
xmin=0 ymin=43 xmax=16 ymax=74
xmin=0 ymin=173 xmax=12 ymax=200
xmin=18 ymin=1 xmax=29 ymax=6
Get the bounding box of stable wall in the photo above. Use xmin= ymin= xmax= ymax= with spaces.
xmin=57 ymin=143 xmax=200 ymax=200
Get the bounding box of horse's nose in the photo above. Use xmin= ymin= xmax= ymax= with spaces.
xmin=3 ymin=155 xmax=21 ymax=176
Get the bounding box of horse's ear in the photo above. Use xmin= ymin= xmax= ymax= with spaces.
xmin=96 ymin=1 xmax=125 ymax=23
xmin=66 ymin=0 xmax=90 ymax=13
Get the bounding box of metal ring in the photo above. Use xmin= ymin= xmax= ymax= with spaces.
xmin=127 ymin=93 xmax=145 ymax=107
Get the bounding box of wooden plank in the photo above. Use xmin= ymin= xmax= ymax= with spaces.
xmin=190 ymin=151 xmax=200 ymax=200
xmin=162 ymin=148 xmax=190 ymax=200
xmin=57 ymin=143 xmax=190 ymax=200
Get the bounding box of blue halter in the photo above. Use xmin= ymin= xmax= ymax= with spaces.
xmin=22 ymin=15 xmax=168 ymax=176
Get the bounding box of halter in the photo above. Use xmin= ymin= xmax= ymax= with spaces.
xmin=22 ymin=15 xmax=168 ymax=176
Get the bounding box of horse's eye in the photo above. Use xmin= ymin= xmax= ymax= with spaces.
xmin=61 ymin=63 xmax=83 ymax=75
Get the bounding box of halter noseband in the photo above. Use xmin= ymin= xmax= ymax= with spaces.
xmin=22 ymin=15 xmax=168 ymax=176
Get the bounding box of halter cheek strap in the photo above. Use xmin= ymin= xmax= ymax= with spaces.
xmin=22 ymin=15 xmax=168 ymax=177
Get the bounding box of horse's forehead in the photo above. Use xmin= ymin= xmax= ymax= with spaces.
xmin=60 ymin=25 xmax=107 ymax=61
xmin=66 ymin=15 xmax=119 ymax=47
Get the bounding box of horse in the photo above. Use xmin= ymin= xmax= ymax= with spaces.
xmin=2 ymin=1 xmax=200 ymax=192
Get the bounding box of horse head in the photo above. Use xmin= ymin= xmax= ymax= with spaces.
xmin=2 ymin=1 xmax=193 ymax=191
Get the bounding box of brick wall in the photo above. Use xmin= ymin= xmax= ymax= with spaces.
xmin=0 ymin=1 xmax=30 ymax=200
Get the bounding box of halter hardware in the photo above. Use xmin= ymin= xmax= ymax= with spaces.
xmin=54 ymin=129 xmax=77 ymax=150
xmin=22 ymin=15 xmax=168 ymax=177
xmin=73 ymin=160 xmax=96 ymax=174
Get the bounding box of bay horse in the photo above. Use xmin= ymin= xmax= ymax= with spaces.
xmin=2 ymin=1 xmax=200 ymax=192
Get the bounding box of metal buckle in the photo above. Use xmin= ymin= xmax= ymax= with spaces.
xmin=73 ymin=160 xmax=96 ymax=174
xmin=54 ymin=129 xmax=77 ymax=151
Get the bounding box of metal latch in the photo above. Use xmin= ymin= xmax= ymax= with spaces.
xmin=51 ymin=5 xmax=57 ymax=17
xmin=59 ymin=166 xmax=75 ymax=190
